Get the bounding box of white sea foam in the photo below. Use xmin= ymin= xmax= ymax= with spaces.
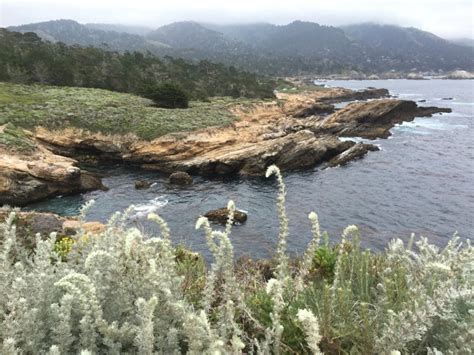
xmin=400 ymin=119 xmax=467 ymax=131
xmin=339 ymin=136 xmax=370 ymax=143
xmin=399 ymin=93 xmax=423 ymax=97
xmin=130 ymin=196 xmax=168 ymax=219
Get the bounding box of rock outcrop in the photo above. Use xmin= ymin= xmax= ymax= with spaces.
xmin=317 ymin=99 xmax=452 ymax=139
xmin=138 ymin=130 xmax=353 ymax=176
xmin=293 ymin=103 xmax=335 ymax=118
xmin=204 ymin=208 xmax=248 ymax=225
xmin=318 ymin=88 xmax=390 ymax=103
xmin=0 ymin=145 xmax=106 ymax=206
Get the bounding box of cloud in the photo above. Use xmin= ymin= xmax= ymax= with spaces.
xmin=1 ymin=0 xmax=472 ymax=38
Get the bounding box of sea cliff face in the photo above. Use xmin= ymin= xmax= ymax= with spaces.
xmin=0 ymin=86 xmax=450 ymax=206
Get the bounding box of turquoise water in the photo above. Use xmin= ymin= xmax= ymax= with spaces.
xmin=27 ymin=80 xmax=474 ymax=259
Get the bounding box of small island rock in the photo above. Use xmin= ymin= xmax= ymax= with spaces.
xmin=169 ymin=171 xmax=193 ymax=185
xmin=204 ymin=208 xmax=247 ymax=225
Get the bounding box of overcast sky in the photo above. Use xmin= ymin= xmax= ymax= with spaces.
xmin=1 ymin=0 xmax=473 ymax=39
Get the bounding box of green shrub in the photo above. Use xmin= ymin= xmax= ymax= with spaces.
xmin=312 ymin=237 xmax=338 ymax=281
xmin=141 ymin=82 xmax=189 ymax=109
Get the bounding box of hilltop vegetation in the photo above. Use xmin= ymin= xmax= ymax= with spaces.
xmin=0 ymin=29 xmax=276 ymax=100
xmin=8 ymin=19 xmax=474 ymax=75
xmin=0 ymin=82 xmax=251 ymax=141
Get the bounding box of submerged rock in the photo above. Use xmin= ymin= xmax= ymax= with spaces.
xmin=135 ymin=179 xmax=152 ymax=189
xmin=204 ymin=208 xmax=247 ymax=225
xmin=169 ymin=171 xmax=193 ymax=185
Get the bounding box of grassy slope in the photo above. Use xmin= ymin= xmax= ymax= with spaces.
xmin=0 ymin=82 xmax=257 ymax=142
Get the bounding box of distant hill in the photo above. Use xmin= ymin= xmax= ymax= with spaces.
xmin=146 ymin=21 xmax=247 ymax=53
xmin=8 ymin=19 xmax=166 ymax=52
xmin=6 ymin=19 xmax=474 ymax=75
xmin=147 ymin=21 xmax=356 ymax=73
xmin=170 ymin=21 xmax=474 ymax=73
xmin=85 ymin=23 xmax=153 ymax=36
xmin=341 ymin=23 xmax=474 ymax=72
xmin=207 ymin=21 xmax=357 ymax=57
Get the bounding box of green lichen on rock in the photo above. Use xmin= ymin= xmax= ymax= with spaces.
xmin=0 ymin=82 xmax=256 ymax=140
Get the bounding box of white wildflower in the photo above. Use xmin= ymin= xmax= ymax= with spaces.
xmin=48 ymin=345 xmax=61 ymax=355
xmin=426 ymin=262 xmax=451 ymax=273
xmin=79 ymin=199 xmax=95 ymax=220
xmin=266 ymin=278 xmax=280 ymax=295
xmin=148 ymin=212 xmax=170 ymax=240
xmin=265 ymin=164 xmax=279 ymax=178
xmin=341 ymin=224 xmax=359 ymax=239
xmin=295 ymin=211 xmax=322 ymax=291
xmin=297 ymin=309 xmax=323 ymax=354
xmin=195 ymin=216 xmax=208 ymax=230
xmin=227 ymin=200 xmax=235 ymax=211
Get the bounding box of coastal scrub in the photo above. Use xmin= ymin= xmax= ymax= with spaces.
xmin=0 ymin=82 xmax=259 ymax=140
xmin=0 ymin=166 xmax=472 ymax=354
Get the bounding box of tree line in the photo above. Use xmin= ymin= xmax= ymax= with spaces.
xmin=0 ymin=29 xmax=276 ymax=100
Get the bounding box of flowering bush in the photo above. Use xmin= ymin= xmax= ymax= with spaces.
xmin=0 ymin=166 xmax=472 ymax=354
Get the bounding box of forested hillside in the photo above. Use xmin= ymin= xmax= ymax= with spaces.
xmin=0 ymin=29 xmax=275 ymax=100
xmin=342 ymin=23 xmax=474 ymax=72
xmin=7 ymin=19 xmax=474 ymax=75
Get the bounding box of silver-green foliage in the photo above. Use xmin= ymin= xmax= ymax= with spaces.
xmin=0 ymin=166 xmax=472 ymax=354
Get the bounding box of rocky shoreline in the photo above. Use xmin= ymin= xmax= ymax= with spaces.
xmin=0 ymin=87 xmax=451 ymax=206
